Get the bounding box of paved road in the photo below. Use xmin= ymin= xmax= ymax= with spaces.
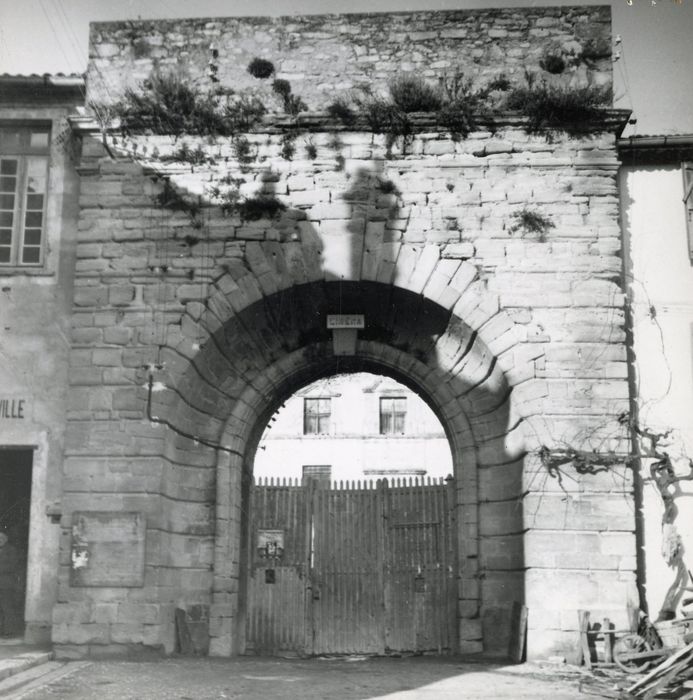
xmin=18 ymin=656 xmax=606 ymax=699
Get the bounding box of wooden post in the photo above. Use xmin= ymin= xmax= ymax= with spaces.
xmin=578 ymin=610 xmax=592 ymax=669
xmin=628 ymin=605 xmax=639 ymax=633
xmin=603 ymin=617 xmax=613 ymax=663
xmin=376 ymin=478 xmax=387 ymax=655
xmin=508 ymin=601 xmax=528 ymax=663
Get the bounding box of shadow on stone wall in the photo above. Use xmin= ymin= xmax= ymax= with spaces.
xmin=151 ymin=159 xmax=524 ymax=656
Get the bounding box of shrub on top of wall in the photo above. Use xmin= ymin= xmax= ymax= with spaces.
xmin=504 ymin=76 xmax=610 ymax=133
xmin=103 ymin=70 xmax=267 ymax=136
xmin=389 ymin=75 xmax=443 ymax=113
xmin=99 ymin=63 xmax=613 ymax=147
xmin=222 ymin=94 xmax=267 ymax=132
xmin=326 ymin=98 xmax=357 ymax=126
xmin=111 ymin=71 xmax=226 ymax=136
xmin=540 ymin=52 xmax=566 ymax=75
xmin=247 ymin=58 xmax=275 ymax=80
xmin=272 ymin=79 xmax=307 ymax=116
xmin=437 ymin=72 xmax=483 ymax=141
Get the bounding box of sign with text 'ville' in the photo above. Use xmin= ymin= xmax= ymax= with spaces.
xmin=0 ymin=398 xmax=27 ymax=419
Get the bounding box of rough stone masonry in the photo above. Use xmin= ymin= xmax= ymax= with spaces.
xmin=56 ymin=6 xmax=636 ymax=660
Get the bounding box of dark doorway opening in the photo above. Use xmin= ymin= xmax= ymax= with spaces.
xmin=0 ymin=448 xmax=33 ymax=638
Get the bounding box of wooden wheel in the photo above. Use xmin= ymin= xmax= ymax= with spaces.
xmin=613 ymin=634 xmax=653 ymax=674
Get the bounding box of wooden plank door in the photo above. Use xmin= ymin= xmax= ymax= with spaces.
xmin=383 ymin=478 xmax=457 ymax=654
xmin=245 ymin=478 xmax=309 ymax=655
xmin=245 ymin=477 xmax=457 ymax=656
xmin=308 ymin=482 xmax=385 ymax=655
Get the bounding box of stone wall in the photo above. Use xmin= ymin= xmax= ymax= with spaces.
xmin=56 ymin=112 xmax=636 ymax=658
xmin=87 ymin=7 xmax=612 ymax=109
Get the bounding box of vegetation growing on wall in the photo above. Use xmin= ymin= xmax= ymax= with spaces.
xmin=232 ymin=136 xmax=255 ymax=171
xmin=540 ymin=52 xmax=566 ymax=75
xmin=326 ymin=69 xmax=610 ymax=145
xmin=326 ymin=98 xmax=356 ymax=126
xmin=153 ymin=179 xmax=203 ymax=228
xmin=389 ymin=75 xmax=443 ymax=113
xmin=160 ymin=141 xmax=210 ymax=165
xmin=155 ymin=167 xmax=287 ymax=224
xmin=237 ymin=195 xmax=287 ymax=221
xmin=504 ymin=74 xmax=611 ymax=134
xmin=272 ymin=79 xmax=307 ymax=117
xmin=97 ymin=69 xmax=267 ymax=137
xmin=508 ymin=208 xmax=555 ymax=241
xmin=304 ymin=136 xmax=318 ymax=160
xmin=279 ymin=132 xmax=297 ymax=160
xmin=97 ymin=64 xmax=612 ymax=150
xmin=540 ymin=415 xmax=693 ymax=621
xmin=247 ymin=58 xmax=275 ymax=80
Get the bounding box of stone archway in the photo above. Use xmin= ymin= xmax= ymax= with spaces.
xmin=156 ymin=279 xmax=528 ymax=656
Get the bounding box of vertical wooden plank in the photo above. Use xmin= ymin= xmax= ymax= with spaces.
xmin=415 ymin=477 xmax=427 ymax=652
xmin=578 ymin=610 xmax=592 ymax=669
xmin=445 ymin=476 xmax=458 ymax=652
xmin=603 ymin=617 xmax=613 ymax=663
xmin=508 ymin=601 xmax=528 ymax=663
xmin=428 ymin=479 xmax=441 ymax=653
xmin=331 ymin=487 xmax=339 ymax=655
xmin=376 ymin=479 xmax=387 ymax=655
xmin=304 ymin=478 xmax=315 ymax=655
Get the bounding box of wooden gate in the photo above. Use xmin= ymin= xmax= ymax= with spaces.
xmin=244 ymin=477 xmax=457 ymax=656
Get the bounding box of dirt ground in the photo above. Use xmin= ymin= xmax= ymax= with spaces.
xmin=17 ymin=655 xmax=617 ymax=700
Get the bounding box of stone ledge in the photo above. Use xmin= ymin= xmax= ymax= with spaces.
xmin=69 ymin=109 xmax=632 ymax=138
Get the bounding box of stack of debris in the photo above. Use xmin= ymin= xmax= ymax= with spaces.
xmin=622 ymin=640 xmax=693 ymax=699
xmin=576 ymin=607 xmax=693 ymax=698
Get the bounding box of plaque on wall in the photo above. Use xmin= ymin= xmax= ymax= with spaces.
xmin=70 ymin=512 xmax=146 ymax=587
xmin=256 ymin=529 xmax=285 ymax=560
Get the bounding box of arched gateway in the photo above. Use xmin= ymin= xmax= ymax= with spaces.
xmin=55 ymin=7 xmax=638 ymax=662
xmin=162 ymin=279 xmax=521 ymax=657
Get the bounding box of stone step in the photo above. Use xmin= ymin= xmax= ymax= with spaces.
xmin=0 ymin=661 xmax=91 ymax=700
xmin=0 ymin=652 xmax=53 ymax=683
xmin=0 ymin=659 xmax=89 ymax=698
xmin=0 ymin=660 xmax=62 ymax=696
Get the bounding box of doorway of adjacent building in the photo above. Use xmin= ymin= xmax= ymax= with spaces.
xmin=0 ymin=448 xmax=32 ymax=638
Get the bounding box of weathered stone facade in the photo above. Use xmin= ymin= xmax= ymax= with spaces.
xmin=47 ymin=7 xmax=637 ymax=660
xmin=88 ymin=6 xmax=613 ymax=109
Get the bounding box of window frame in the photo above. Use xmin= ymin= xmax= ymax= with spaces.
xmin=379 ymin=396 xmax=407 ymax=435
xmin=303 ymin=397 xmax=332 ymax=435
xmin=0 ymin=124 xmax=51 ymax=268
